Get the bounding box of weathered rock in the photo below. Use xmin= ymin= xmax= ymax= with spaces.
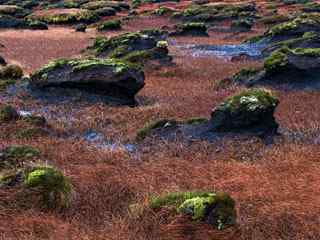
xmin=30 ymin=58 xmax=145 ymax=105
xmin=210 ymin=89 xmax=279 ymax=134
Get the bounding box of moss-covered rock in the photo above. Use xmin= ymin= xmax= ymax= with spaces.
xmin=172 ymin=3 xmax=257 ymax=23
xmin=170 ymin=22 xmax=208 ymax=36
xmin=97 ymin=19 xmax=121 ymax=31
xmin=30 ymin=58 xmax=145 ymax=105
xmin=210 ymin=89 xmax=279 ymax=133
xmin=264 ymin=13 xmax=320 ymax=42
xmin=264 ymin=46 xmax=320 ymax=76
xmin=27 ymin=19 xmax=48 ymax=30
xmin=231 ymin=18 xmax=254 ymax=32
xmin=23 ymin=166 xmax=72 ymax=208
xmin=94 ymin=6 xmax=117 ymax=16
xmin=0 ymin=105 xmax=19 ymax=122
xmin=150 ymin=191 xmax=236 ymax=230
xmin=0 ymin=145 xmax=40 ymax=169
xmin=0 ymin=4 xmax=30 ymax=18
xmin=262 ymin=31 xmax=320 ymax=56
xmin=303 ymin=2 xmax=320 ymax=13
xmin=89 ymin=29 xmax=167 ymax=57
xmin=153 ymin=6 xmax=176 ymax=16
xmin=258 ymin=14 xmax=290 ymax=26
xmin=230 ymin=68 xmax=260 ymax=84
xmin=264 ymin=48 xmax=289 ymax=74
xmin=0 ymin=14 xmax=28 ymax=28
xmin=81 ymin=0 xmax=129 ymax=11
xmin=30 ymin=10 xmax=99 ymax=24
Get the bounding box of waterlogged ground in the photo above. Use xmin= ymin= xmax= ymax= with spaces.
xmin=1 ymin=2 xmax=320 ymax=240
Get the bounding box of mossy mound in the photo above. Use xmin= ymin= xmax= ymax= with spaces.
xmin=0 ymin=4 xmax=30 ymax=18
xmin=23 ymin=166 xmax=72 ymax=208
xmin=264 ymin=46 xmax=320 ymax=76
xmin=136 ymin=119 xmax=178 ymax=141
xmin=29 ymin=10 xmax=99 ymax=25
xmin=171 ymin=22 xmax=208 ymax=36
xmin=30 ymin=58 xmax=145 ymax=105
xmin=262 ymin=32 xmax=320 ymax=56
xmin=150 ymin=191 xmax=236 ymax=230
xmin=153 ymin=6 xmax=176 ymax=16
xmin=27 ymin=19 xmax=48 ymax=29
xmin=0 ymin=105 xmax=19 ymax=122
xmin=210 ymin=89 xmax=279 ymax=134
xmin=89 ymin=29 xmax=167 ymax=57
xmin=0 ymin=145 xmax=40 ymax=169
xmin=303 ymin=2 xmax=320 ymax=13
xmin=258 ymin=14 xmax=290 ymax=26
xmin=97 ymin=19 xmax=121 ymax=31
xmin=172 ymin=3 xmax=257 ymax=23
xmin=94 ymin=6 xmax=117 ymax=16
xmin=223 ymin=67 xmax=261 ymax=87
xmin=81 ymin=0 xmax=129 ymax=12
xmin=283 ymin=0 xmax=311 ymax=5
xmin=259 ymin=13 xmax=320 ymax=43
xmin=231 ymin=18 xmax=254 ymax=32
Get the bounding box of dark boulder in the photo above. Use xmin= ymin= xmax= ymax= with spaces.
xmin=30 ymin=58 xmax=145 ymax=105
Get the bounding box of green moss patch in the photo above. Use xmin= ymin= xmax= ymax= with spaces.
xmin=150 ymin=191 xmax=236 ymax=230
xmin=24 ymin=166 xmax=72 ymax=208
